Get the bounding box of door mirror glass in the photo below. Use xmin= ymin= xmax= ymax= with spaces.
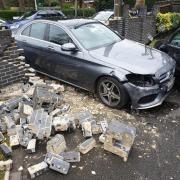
xmin=159 ymin=44 xmax=168 ymax=52
xmin=61 ymin=43 xmax=77 ymax=51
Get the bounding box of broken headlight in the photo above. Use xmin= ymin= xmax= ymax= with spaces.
xmin=126 ymin=74 xmax=155 ymax=87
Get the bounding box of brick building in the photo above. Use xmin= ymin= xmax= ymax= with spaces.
xmin=155 ymin=0 xmax=180 ymax=13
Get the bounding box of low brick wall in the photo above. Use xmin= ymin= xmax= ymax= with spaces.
xmin=109 ymin=16 xmax=156 ymax=44
xmin=0 ymin=29 xmax=27 ymax=89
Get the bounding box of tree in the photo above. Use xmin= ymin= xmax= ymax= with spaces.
xmin=0 ymin=0 xmax=6 ymax=9
xmin=18 ymin=0 xmax=25 ymax=11
xmin=94 ymin=0 xmax=113 ymax=11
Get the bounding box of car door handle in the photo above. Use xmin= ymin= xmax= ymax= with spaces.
xmin=48 ymin=46 xmax=55 ymax=51
xmin=22 ymin=39 xmax=27 ymax=43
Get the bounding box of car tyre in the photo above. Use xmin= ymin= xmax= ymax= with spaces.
xmin=97 ymin=77 xmax=129 ymax=109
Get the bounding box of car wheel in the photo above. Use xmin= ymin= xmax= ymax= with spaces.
xmin=97 ymin=77 xmax=129 ymax=108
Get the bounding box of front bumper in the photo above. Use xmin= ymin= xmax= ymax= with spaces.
xmin=124 ymin=77 xmax=175 ymax=109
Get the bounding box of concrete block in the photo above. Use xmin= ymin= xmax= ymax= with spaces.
xmin=26 ymin=139 xmax=36 ymax=153
xmin=79 ymin=138 xmax=96 ymax=154
xmin=47 ymin=134 xmax=66 ymax=154
xmin=99 ymin=134 xmax=106 ymax=144
xmin=82 ymin=121 xmax=92 ymax=138
xmin=104 ymin=121 xmax=136 ymax=162
xmin=44 ymin=152 xmax=63 ymax=165
xmin=60 ymin=151 xmax=80 ymax=163
xmin=9 ymin=134 xmax=19 ymax=148
xmin=0 ymin=159 xmax=12 ymax=171
xmin=0 ymin=143 xmax=12 ymax=158
xmin=28 ymin=162 xmax=48 ymax=179
xmin=49 ymin=157 xmax=70 ymax=175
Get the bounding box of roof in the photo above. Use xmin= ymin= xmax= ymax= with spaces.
xmin=57 ymin=19 xmax=98 ymax=29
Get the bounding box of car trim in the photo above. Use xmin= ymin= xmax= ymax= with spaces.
xmin=35 ymin=70 xmax=90 ymax=92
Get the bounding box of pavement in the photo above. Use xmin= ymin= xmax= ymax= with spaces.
xmin=9 ymin=84 xmax=180 ymax=180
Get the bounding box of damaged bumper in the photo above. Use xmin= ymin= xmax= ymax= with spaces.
xmin=124 ymin=77 xmax=175 ymax=110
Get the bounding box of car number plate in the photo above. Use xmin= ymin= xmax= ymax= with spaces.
xmin=167 ymin=77 xmax=175 ymax=91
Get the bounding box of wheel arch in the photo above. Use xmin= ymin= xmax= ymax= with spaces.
xmin=94 ymin=74 xmax=125 ymax=93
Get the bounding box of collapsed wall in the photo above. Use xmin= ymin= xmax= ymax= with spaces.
xmin=0 ymin=29 xmax=28 ymax=89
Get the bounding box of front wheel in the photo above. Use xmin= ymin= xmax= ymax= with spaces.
xmin=97 ymin=77 xmax=129 ymax=109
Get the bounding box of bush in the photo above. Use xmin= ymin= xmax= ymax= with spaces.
xmin=0 ymin=8 xmax=96 ymax=21
xmin=0 ymin=10 xmax=24 ymax=20
xmin=157 ymin=12 xmax=180 ymax=32
xmin=62 ymin=8 xmax=96 ymax=18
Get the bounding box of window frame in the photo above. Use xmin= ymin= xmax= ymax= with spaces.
xmin=47 ymin=24 xmax=73 ymax=46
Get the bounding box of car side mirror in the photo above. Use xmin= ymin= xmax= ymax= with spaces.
xmin=159 ymin=44 xmax=168 ymax=53
xmin=61 ymin=43 xmax=77 ymax=52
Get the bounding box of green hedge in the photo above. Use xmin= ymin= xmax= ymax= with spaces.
xmin=0 ymin=8 xmax=96 ymax=20
xmin=157 ymin=12 xmax=180 ymax=32
xmin=0 ymin=10 xmax=24 ymax=20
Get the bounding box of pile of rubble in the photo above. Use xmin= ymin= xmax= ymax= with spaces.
xmin=0 ymin=75 xmax=136 ymax=179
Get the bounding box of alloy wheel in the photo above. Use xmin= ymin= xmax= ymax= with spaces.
xmin=99 ymin=80 xmax=121 ymax=107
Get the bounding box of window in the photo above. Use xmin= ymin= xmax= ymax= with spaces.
xmin=170 ymin=32 xmax=180 ymax=48
xmin=48 ymin=25 xmax=72 ymax=45
xmin=22 ymin=25 xmax=31 ymax=36
xmin=30 ymin=23 xmax=46 ymax=40
xmin=71 ymin=23 xmax=121 ymax=50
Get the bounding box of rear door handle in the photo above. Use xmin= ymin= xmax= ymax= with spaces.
xmin=48 ymin=46 xmax=55 ymax=51
xmin=22 ymin=39 xmax=27 ymax=43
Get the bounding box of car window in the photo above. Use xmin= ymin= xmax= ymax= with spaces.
xmin=170 ymin=32 xmax=180 ymax=48
xmin=48 ymin=25 xmax=72 ymax=45
xmin=21 ymin=25 xmax=31 ymax=36
xmin=30 ymin=23 xmax=46 ymax=40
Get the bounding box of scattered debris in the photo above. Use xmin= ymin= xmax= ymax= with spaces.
xmin=28 ymin=161 xmax=48 ymax=179
xmin=79 ymin=138 xmax=96 ymax=154
xmin=104 ymin=121 xmax=136 ymax=162
xmin=18 ymin=166 xmax=23 ymax=171
xmin=0 ymin=143 xmax=12 ymax=158
xmin=0 ymin=159 xmax=13 ymax=171
xmin=49 ymin=156 xmax=70 ymax=175
xmin=46 ymin=134 xmax=66 ymax=154
xmin=60 ymin=151 xmax=80 ymax=163
xmin=26 ymin=139 xmax=36 ymax=153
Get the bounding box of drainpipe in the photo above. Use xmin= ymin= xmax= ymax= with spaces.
xmin=75 ymin=0 xmax=78 ymax=18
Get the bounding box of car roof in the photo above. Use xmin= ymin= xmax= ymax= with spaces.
xmin=57 ymin=19 xmax=98 ymax=28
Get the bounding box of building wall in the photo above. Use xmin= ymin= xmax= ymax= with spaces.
xmin=0 ymin=29 xmax=27 ymax=88
xmin=109 ymin=6 xmax=157 ymax=44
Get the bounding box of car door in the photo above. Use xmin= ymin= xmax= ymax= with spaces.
xmin=166 ymin=31 xmax=180 ymax=74
xmin=41 ymin=24 xmax=87 ymax=87
xmin=16 ymin=22 xmax=48 ymax=71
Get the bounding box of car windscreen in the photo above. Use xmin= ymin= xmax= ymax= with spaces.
xmin=93 ymin=12 xmax=113 ymax=21
xmin=19 ymin=11 xmax=36 ymax=20
xmin=71 ymin=23 xmax=121 ymax=50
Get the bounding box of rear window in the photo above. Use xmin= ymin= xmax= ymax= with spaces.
xmin=30 ymin=23 xmax=46 ymax=40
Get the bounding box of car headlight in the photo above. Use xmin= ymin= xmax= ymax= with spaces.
xmin=126 ymin=74 xmax=155 ymax=87
xmin=10 ymin=24 xmax=20 ymax=29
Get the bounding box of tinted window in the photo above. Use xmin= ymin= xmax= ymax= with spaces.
xmin=170 ymin=32 xmax=180 ymax=48
xmin=30 ymin=23 xmax=46 ymax=40
xmin=48 ymin=25 xmax=72 ymax=45
xmin=22 ymin=25 xmax=31 ymax=36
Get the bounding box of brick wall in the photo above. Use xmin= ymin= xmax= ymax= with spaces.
xmin=109 ymin=6 xmax=157 ymax=44
xmin=0 ymin=29 xmax=27 ymax=89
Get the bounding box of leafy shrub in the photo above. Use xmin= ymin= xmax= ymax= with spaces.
xmin=157 ymin=12 xmax=180 ymax=32
xmin=0 ymin=10 xmax=24 ymax=20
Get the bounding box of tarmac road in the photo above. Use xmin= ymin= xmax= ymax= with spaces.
xmin=11 ymin=87 xmax=180 ymax=180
